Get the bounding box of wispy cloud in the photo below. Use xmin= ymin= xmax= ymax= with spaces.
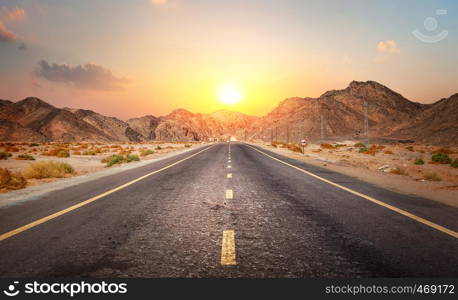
xmin=377 ymin=40 xmax=400 ymax=54
xmin=36 ymin=60 xmax=130 ymax=91
xmin=0 ymin=6 xmax=25 ymax=43
xmin=0 ymin=7 xmax=25 ymax=21
xmin=0 ymin=21 xmax=15 ymax=41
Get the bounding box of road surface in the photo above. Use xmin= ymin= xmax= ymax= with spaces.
xmin=0 ymin=142 xmax=457 ymax=277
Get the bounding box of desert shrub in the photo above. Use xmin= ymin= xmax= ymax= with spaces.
xmin=423 ymin=172 xmax=441 ymax=181
xmin=184 ymin=144 xmax=192 ymax=148
xmin=140 ymin=149 xmax=155 ymax=157
xmin=405 ymin=146 xmax=414 ymax=152
xmin=358 ymin=147 xmax=368 ymax=153
xmin=16 ymin=154 xmax=35 ymax=160
xmin=335 ymin=144 xmax=347 ymax=148
xmin=126 ymin=154 xmax=140 ymax=162
xmin=431 ymin=148 xmax=454 ymax=155
xmin=43 ymin=148 xmax=70 ymax=157
xmin=431 ymin=153 xmax=452 ymax=164
xmin=451 ymin=159 xmax=458 ymax=168
xmin=165 ymin=146 xmax=174 ymax=149
xmin=103 ymin=155 xmax=125 ymax=167
xmin=82 ymin=150 xmax=97 ymax=156
xmin=354 ymin=142 xmax=366 ymax=148
xmin=60 ymin=163 xmax=74 ymax=174
xmin=4 ymin=146 xmax=19 ymax=152
xmin=22 ymin=161 xmax=75 ymax=179
xmin=384 ymin=150 xmax=394 ymax=155
xmin=390 ymin=167 xmax=407 ymax=176
xmin=0 ymin=152 xmax=12 ymax=160
xmin=56 ymin=150 xmax=70 ymax=158
xmin=0 ymin=168 xmax=27 ymax=190
xmin=30 ymin=143 xmax=40 ymax=147
xmin=320 ymin=143 xmax=335 ymax=149
xmin=287 ymin=144 xmax=303 ymax=153
xmin=414 ymin=158 xmax=424 ymax=165
xmin=363 ymin=145 xmax=378 ymax=155
xmin=271 ymin=141 xmax=278 ymax=148
xmin=72 ymin=151 xmax=82 ymax=155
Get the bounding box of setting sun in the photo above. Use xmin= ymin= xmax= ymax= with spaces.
xmin=218 ymin=85 xmax=243 ymax=105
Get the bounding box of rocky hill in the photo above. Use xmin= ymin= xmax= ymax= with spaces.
xmin=0 ymin=81 xmax=456 ymax=145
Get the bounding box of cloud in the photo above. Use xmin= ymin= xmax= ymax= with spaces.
xmin=151 ymin=0 xmax=168 ymax=5
xmin=0 ymin=7 xmax=25 ymax=21
xmin=36 ymin=60 xmax=130 ymax=91
xmin=377 ymin=40 xmax=400 ymax=54
xmin=0 ymin=21 xmax=16 ymax=41
xmin=0 ymin=6 xmax=25 ymax=43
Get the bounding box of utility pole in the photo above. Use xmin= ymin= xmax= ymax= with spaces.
xmin=275 ymin=126 xmax=278 ymax=142
xmin=318 ymin=98 xmax=324 ymax=144
xmin=286 ymin=125 xmax=290 ymax=144
xmin=363 ymin=100 xmax=369 ymax=145
xmin=320 ymin=113 xmax=324 ymax=144
xmin=270 ymin=128 xmax=273 ymax=144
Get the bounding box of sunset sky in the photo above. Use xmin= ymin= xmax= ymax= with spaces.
xmin=0 ymin=0 xmax=457 ymax=119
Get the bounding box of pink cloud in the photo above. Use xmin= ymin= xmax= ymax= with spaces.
xmin=377 ymin=40 xmax=400 ymax=54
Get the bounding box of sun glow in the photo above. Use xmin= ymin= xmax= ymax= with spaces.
xmin=218 ymin=85 xmax=243 ymax=105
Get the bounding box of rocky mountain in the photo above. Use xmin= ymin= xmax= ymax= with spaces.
xmin=249 ymin=81 xmax=431 ymax=143
xmin=391 ymin=93 xmax=458 ymax=146
xmin=127 ymin=115 xmax=161 ymax=140
xmin=0 ymin=97 xmax=141 ymax=142
xmin=0 ymin=81 xmax=456 ymax=145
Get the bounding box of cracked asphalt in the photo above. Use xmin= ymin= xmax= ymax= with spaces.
xmin=0 ymin=142 xmax=457 ymax=278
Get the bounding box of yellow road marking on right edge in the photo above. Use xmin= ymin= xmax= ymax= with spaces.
xmin=227 ymin=165 xmax=231 ymax=169
xmin=227 ymin=173 xmax=232 ymax=178
xmin=246 ymin=144 xmax=458 ymax=239
xmin=0 ymin=144 xmax=216 ymax=242
xmin=221 ymin=230 xmax=236 ymax=265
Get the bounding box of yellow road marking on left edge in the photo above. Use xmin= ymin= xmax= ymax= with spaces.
xmin=246 ymin=144 xmax=458 ymax=239
xmin=0 ymin=145 xmax=216 ymax=242
xmin=221 ymin=230 xmax=236 ymax=265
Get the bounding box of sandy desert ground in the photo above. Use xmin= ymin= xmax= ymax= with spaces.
xmin=0 ymin=141 xmax=207 ymax=192
xmin=253 ymin=141 xmax=458 ymax=207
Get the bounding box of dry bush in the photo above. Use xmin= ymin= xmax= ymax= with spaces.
xmin=405 ymin=146 xmax=414 ymax=152
xmin=140 ymin=149 xmax=155 ymax=157
xmin=72 ymin=151 xmax=82 ymax=155
xmin=320 ymin=143 xmax=335 ymax=149
xmin=16 ymin=154 xmax=35 ymax=160
xmin=0 ymin=168 xmax=27 ymax=190
xmin=4 ymin=146 xmax=19 ymax=152
xmin=431 ymin=148 xmax=454 ymax=155
xmin=287 ymin=143 xmax=303 ymax=153
xmin=22 ymin=161 xmax=74 ymax=179
xmin=390 ymin=167 xmax=408 ymax=176
xmin=0 ymin=152 xmax=12 ymax=160
xmin=363 ymin=145 xmax=380 ymax=156
xmin=42 ymin=148 xmax=69 ymax=157
xmin=423 ymin=172 xmax=441 ymax=181
xmin=82 ymin=150 xmax=97 ymax=156
xmin=384 ymin=150 xmax=394 ymax=155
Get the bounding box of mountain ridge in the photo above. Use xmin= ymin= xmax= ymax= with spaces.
xmin=1 ymin=81 xmax=456 ymax=145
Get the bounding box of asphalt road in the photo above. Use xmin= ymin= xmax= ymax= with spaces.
xmin=0 ymin=142 xmax=457 ymax=278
